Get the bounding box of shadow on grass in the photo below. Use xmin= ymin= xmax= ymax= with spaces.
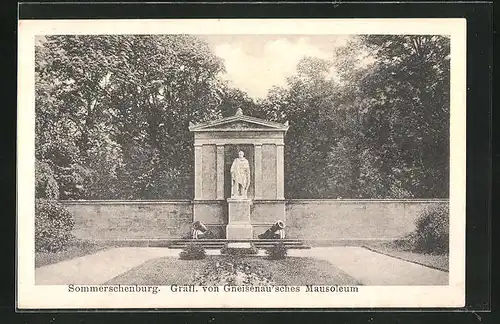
xmin=364 ymin=241 xmax=449 ymax=272
xmin=105 ymin=255 xmax=361 ymax=286
xmin=35 ymin=239 xmax=114 ymax=268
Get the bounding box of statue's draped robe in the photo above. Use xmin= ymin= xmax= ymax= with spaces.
xmin=230 ymin=157 xmax=250 ymax=195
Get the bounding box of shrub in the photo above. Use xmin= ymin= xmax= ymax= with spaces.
xmin=408 ymin=204 xmax=449 ymax=254
xmin=35 ymin=160 xmax=59 ymax=199
xmin=179 ymin=243 xmax=206 ymax=260
xmin=265 ymin=242 xmax=288 ymax=260
xmin=220 ymin=243 xmax=258 ymax=256
xmin=35 ymin=198 xmax=75 ymax=252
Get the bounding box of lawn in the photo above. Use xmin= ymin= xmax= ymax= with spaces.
xmin=105 ymin=255 xmax=361 ymax=286
xmin=364 ymin=242 xmax=449 ymax=272
xmin=35 ymin=240 xmax=112 ymax=268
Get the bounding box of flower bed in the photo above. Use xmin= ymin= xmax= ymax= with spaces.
xmin=194 ymin=257 xmax=275 ymax=286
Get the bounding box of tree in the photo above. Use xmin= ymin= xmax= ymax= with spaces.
xmin=35 ymin=35 xmax=228 ymax=199
xmin=36 ymin=35 xmax=125 ymax=199
xmin=219 ymin=87 xmax=259 ymax=118
xmin=108 ymin=35 xmax=226 ymax=199
xmin=259 ymin=57 xmax=354 ymax=198
xmin=260 ymin=35 xmax=450 ymax=199
xmin=356 ymin=35 xmax=450 ymax=198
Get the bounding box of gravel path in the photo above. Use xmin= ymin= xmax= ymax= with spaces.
xmin=289 ymin=247 xmax=448 ymax=285
xmin=36 ymin=246 xmax=448 ymax=285
xmin=35 ymin=247 xmax=183 ymax=285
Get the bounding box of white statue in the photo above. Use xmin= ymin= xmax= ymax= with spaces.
xmin=230 ymin=150 xmax=250 ymax=198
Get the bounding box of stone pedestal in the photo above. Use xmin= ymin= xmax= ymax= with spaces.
xmin=226 ymin=198 xmax=253 ymax=239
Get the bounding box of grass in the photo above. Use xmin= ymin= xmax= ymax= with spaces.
xmin=105 ymin=255 xmax=361 ymax=285
xmin=35 ymin=239 xmax=112 ymax=268
xmin=364 ymin=241 xmax=449 ymax=272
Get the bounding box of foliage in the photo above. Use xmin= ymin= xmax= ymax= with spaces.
xmin=194 ymin=258 xmax=275 ymax=286
xmin=36 ymin=35 xmax=226 ymax=200
xmin=220 ymin=243 xmax=258 ymax=256
xmin=394 ymin=204 xmax=449 ymax=254
xmin=412 ymin=204 xmax=449 ymax=254
xmin=356 ymin=35 xmax=450 ymax=198
xmin=179 ymin=243 xmax=207 ymax=260
xmin=265 ymin=242 xmax=288 ymax=260
xmin=257 ymin=35 xmax=450 ymax=199
xmin=35 ymin=199 xmax=75 ymax=252
xmin=35 ymin=35 xmax=450 ymax=200
xmin=219 ymin=87 xmax=260 ymax=118
xmin=35 ymin=160 xmax=59 ymax=199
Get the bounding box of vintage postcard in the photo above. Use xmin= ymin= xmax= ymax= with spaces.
xmin=17 ymin=18 xmax=466 ymax=309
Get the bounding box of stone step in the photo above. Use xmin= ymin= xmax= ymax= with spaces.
xmin=170 ymin=240 xmax=304 ymax=245
xmin=168 ymin=245 xmax=311 ymax=249
xmin=93 ymin=239 xmax=310 ymax=249
xmin=169 ymin=242 xmax=305 ymax=246
xmin=171 ymin=239 xmax=304 ymax=243
xmin=167 ymin=239 xmax=303 ymax=244
xmin=168 ymin=245 xmax=306 ymax=249
xmin=166 ymin=240 xmax=311 ymax=249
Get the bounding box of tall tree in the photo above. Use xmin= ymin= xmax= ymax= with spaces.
xmin=35 ymin=35 xmax=227 ymax=199
xmin=259 ymin=57 xmax=354 ymax=198
xmin=260 ymin=35 xmax=450 ymax=199
xmin=356 ymin=35 xmax=450 ymax=198
xmin=108 ymin=35 xmax=226 ymax=199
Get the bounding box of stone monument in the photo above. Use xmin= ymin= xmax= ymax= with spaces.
xmin=227 ymin=149 xmax=252 ymax=239
xmin=189 ymin=107 xmax=289 ymax=239
xmin=230 ymin=150 xmax=250 ymax=198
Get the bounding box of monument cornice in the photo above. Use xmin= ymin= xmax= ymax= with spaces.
xmin=190 ymin=128 xmax=287 ymax=132
xmin=193 ymin=138 xmax=284 ymax=145
xmin=189 ymin=114 xmax=289 ymax=132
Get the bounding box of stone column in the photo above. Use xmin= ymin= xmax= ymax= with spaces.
xmin=216 ymin=144 xmax=225 ymax=200
xmin=276 ymin=143 xmax=285 ymax=199
xmin=254 ymin=144 xmax=262 ymax=199
xmin=194 ymin=144 xmax=203 ymax=200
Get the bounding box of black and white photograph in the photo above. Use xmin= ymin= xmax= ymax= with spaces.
xmin=17 ymin=18 xmax=466 ymax=309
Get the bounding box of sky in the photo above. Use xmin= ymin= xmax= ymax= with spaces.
xmin=201 ymin=35 xmax=353 ymax=99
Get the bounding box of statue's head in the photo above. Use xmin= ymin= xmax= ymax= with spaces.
xmin=238 ymin=150 xmax=245 ymax=158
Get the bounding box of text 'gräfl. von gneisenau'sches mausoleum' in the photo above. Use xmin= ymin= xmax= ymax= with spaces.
xmin=62 ymin=108 xmax=447 ymax=246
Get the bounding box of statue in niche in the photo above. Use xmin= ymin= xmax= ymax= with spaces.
xmin=230 ymin=150 xmax=250 ymax=198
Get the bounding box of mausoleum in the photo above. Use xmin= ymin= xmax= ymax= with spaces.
xmin=189 ymin=108 xmax=289 ymax=239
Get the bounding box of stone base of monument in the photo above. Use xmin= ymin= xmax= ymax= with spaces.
xmin=226 ymin=198 xmax=253 ymax=239
xmin=221 ymin=241 xmax=258 ymax=255
xmin=226 ymin=223 xmax=253 ymax=239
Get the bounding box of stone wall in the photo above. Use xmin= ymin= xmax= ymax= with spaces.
xmin=62 ymin=200 xmax=193 ymax=240
xmin=61 ymin=199 xmax=448 ymax=242
xmin=285 ymin=199 xmax=449 ymax=243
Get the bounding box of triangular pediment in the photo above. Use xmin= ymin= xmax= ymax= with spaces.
xmin=189 ymin=114 xmax=289 ymax=132
xmin=210 ymin=120 xmax=277 ymax=130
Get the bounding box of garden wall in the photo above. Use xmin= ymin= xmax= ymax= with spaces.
xmin=62 ymin=200 xmax=193 ymax=240
xmin=285 ymin=199 xmax=449 ymax=243
xmin=61 ymin=199 xmax=448 ymax=242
